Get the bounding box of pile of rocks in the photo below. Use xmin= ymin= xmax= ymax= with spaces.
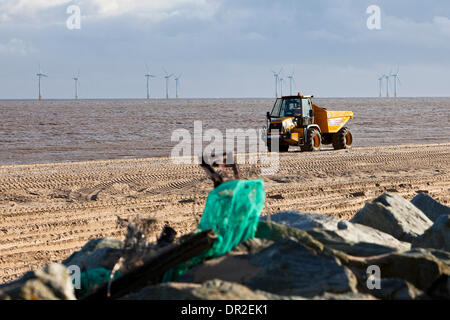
xmin=1 ymin=192 xmax=449 ymax=300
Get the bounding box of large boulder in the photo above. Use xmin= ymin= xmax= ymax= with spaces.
xmin=412 ymin=215 xmax=450 ymax=251
xmin=62 ymin=238 xmax=123 ymax=271
xmin=256 ymin=220 xmax=449 ymax=297
xmin=411 ymin=193 xmax=450 ymax=222
xmin=364 ymin=248 xmax=450 ymax=292
xmin=263 ymin=211 xmax=410 ymax=256
xmin=350 ymin=193 xmax=433 ymax=242
xmin=0 ymin=264 xmax=76 ymax=300
xmin=178 ymin=237 xmax=358 ymax=298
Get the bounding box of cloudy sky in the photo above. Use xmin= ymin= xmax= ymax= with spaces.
xmin=0 ymin=0 xmax=449 ymax=99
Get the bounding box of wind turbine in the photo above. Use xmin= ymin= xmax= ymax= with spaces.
xmin=271 ymin=68 xmax=283 ymax=98
xmin=287 ymin=69 xmax=295 ymax=96
xmin=36 ymin=64 xmax=48 ymax=101
xmin=279 ymin=77 xmax=284 ymax=97
xmin=383 ymin=74 xmax=390 ymax=98
xmin=144 ymin=65 xmax=156 ymax=100
xmin=377 ymin=75 xmax=383 ymax=97
xmin=72 ymin=70 xmax=80 ymax=100
xmin=174 ymin=73 xmax=182 ymax=99
xmin=390 ymin=67 xmax=401 ymax=98
xmin=163 ymin=68 xmax=174 ymax=99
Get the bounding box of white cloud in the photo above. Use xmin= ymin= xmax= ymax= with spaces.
xmin=88 ymin=0 xmax=198 ymax=16
xmin=82 ymin=0 xmax=219 ymax=22
xmin=0 ymin=0 xmax=71 ymax=19
xmin=0 ymin=0 xmax=219 ymax=24
xmin=0 ymin=38 xmax=35 ymax=55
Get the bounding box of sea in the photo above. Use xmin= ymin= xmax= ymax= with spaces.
xmin=0 ymin=97 xmax=449 ymax=165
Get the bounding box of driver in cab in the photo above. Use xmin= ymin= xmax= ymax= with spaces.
xmin=284 ymin=100 xmax=301 ymax=117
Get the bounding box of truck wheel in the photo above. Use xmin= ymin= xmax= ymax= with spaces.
xmin=303 ymin=128 xmax=321 ymax=152
xmin=332 ymin=127 xmax=352 ymax=150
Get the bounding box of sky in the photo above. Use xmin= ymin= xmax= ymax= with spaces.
xmin=0 ymin=0 xmax=449 ymax=99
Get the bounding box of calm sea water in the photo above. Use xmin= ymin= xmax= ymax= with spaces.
xmin=0 ymin=98 xmax=449 ymax=165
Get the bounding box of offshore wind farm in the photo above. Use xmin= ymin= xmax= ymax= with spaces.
xmin=28 ymin=61 xmax=408 ymax=101
xmin=32 ymin=64 xmax=185 ymax=100
xmin=377 ymin=67 xmax=402 ymax=98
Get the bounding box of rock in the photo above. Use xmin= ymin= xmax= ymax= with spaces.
xmin=122 ymin=280 xmax=271 ymax=300
xmin=337 ymin=221 xmax=349 ymax=230
xmin=179 ymin=254 xmax=264 ymax=285
xmin=262 ymin=211 xmax=337 ymax=230
xmin=62 ymin=238 xmax=123 ymax=271
xmin=312 ymin=292 xmax=377 ymax=300
xmin=412 ymin=215 xmax=450 ymax=251
xmin=426 ymin=249 xmax=450 ymax=266
xmin=411 ymin=193 xmax=450 ymax=222
xmin=179 ymin=237 xmax=358 ymax=298
xmin=245 ymin=238 xmax=358 ymax=297
xmin=123 ymin=279 xmax=377 ymax=300
xmin=229 ymin=237 xmax=274 ymax=255
xmin=263 ymin=211 xmax=410 ymax=256
xmin=195 ymin=280 xmax=271 ymax=300
xmin=255 ymin=219 xmax=328 ymax=254
xmin=122 ymin=282 xmax=201 ymax=300
xmin=365 ymin=248 xmax=450 ymax=292
xmin=0 ymin=264 xmax=76 ymax=300
xmin=426 ymin=274 xmax=450 ymax=299
xmin=256 ymin=221 xmax=449 ymax=296
xmin=256 ymin=289 xmax=376 ymax=300
xmin=306 ymin=229 xmax=409 ymax=257
xmin=369 ymin=279 xmax=425 ymax=300
xmin=350 ymin=193 xmax=433 ymax=242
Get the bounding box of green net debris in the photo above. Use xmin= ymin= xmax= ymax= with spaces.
xmin=76 ymin=268 xmax=121 ymax=298
xmin=163 ymin=179 xmax=265 ymax=282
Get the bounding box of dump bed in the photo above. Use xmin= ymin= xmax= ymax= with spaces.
xmin=313 ymin=104 xmax=354 ymax=134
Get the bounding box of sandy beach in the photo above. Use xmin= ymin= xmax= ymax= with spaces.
xmin=1 ymin=142 xmax=449 ymax=284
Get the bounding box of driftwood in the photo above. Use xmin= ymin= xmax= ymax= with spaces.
xmin=82 ymin=229 xmax=217 ymax=300
xmin=200 ymin=152 xmax=240 ymax=188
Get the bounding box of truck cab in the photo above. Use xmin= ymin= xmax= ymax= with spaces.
xmin=269 ymin=95 xmax=314 ymax=124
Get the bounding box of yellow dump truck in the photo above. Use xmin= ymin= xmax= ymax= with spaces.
xmin=266 ymin=94 xmax=354 ymax=152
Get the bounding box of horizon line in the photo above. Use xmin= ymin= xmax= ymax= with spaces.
xmin=1 ymin=96 xmax=450 ymax=101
